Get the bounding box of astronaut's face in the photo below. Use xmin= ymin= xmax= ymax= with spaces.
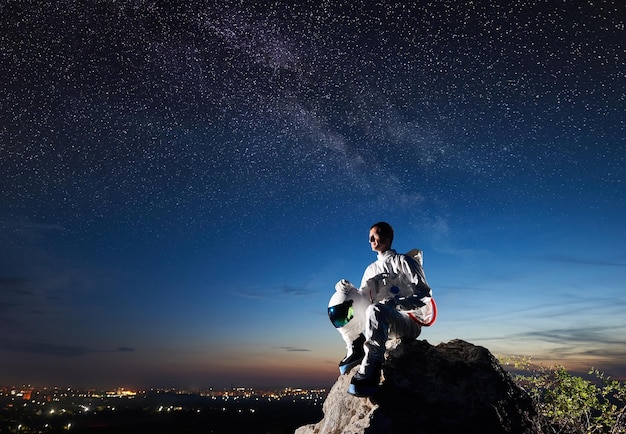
xmin=369 ymin=227 xmax=391 ymax=253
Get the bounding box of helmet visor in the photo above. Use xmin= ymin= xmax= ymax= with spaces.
xmin=328 ymin=300 xmax=354 ymax=328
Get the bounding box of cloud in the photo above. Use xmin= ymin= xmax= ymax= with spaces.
xmin=0 ymin=279 xmax=38 ymax=329
xmin=525 ymin=327 xmax=626 ymax=347
xmin=230 ymin=284 xmax=316 ymax=300
xmin=0 ymin=338 xmax=136 ymax=357
xmin=541 ymin=255 xmax=626 ymax=267
xmin=18 ymin=222 xmax=66 ymax=232
xmin=230 ymin=289 xmax=271 ymax=300
xmin=484 ymin=325 xmax=626 ymax=365
xmin=278 ymin=346 xmax=310 ymax=352
xmin=281 ymin=285 xmax=315 ymax=296
xmin=0 ymin=218 xmax=66 ymax=233
xmin=0 ymin=339 xmax=99 ymax=357
xmin=0 ymin=218 xmax=66 ymax=250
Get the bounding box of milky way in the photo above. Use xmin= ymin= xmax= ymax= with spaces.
xmin=3 ymin=1 xmax=623 ymax=238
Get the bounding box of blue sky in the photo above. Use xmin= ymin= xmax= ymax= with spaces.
xmin=1 ymin=1 xmax=624 ymax=389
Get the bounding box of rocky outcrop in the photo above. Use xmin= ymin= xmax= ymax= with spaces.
xmin=296 ymin=339 xmax=542 ymax=434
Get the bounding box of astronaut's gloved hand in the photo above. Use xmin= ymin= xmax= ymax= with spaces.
xmin=335 ymin=279 xmax=357 ymax=294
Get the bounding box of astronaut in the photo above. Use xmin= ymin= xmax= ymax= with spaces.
xmin=327 ymin=222 xmax=436 ymax=397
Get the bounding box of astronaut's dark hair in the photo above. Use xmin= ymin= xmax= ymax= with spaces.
xmin=371 ymin=222 xmax=394 ymax=246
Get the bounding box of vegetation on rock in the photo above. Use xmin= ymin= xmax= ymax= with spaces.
xmin=499 ymin=356 xmax=626 ymax=434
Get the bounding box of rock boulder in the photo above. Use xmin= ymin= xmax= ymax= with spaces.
xmin=296 ymin=339 xmax=542 ymax=434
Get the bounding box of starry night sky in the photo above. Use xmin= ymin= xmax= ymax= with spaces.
xmin=1 ymin=0 xmax=625 ymax=389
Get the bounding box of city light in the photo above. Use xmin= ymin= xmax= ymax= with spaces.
xmin=0 ymin=385 xmax=327 ymax=433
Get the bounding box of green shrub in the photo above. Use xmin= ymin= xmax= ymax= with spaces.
xmin=498 ymin=356 xmax=626 ymax=434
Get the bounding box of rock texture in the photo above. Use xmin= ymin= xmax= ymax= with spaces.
xmin=296 ymin=339 xmax=542 ymax=434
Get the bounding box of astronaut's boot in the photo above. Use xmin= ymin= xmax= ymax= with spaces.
xmin=338 ymin=333 xmax=365 ymax=375
xmin=347 ymin=363 xmax=381 ymax=397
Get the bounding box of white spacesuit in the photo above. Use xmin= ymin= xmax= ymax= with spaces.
xmin=328 ymin=248 xmax=436 ymax=396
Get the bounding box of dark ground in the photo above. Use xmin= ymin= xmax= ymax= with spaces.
xmin=0 ymin=393 xmax=323 ymax=434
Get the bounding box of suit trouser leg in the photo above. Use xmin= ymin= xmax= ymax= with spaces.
xmin=359 ymin=303 xmax=422 ymax=376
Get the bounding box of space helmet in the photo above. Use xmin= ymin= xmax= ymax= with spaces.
xmin=327 ymin=286 xmax=370 ymax=329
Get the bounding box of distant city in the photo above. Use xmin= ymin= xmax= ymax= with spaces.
xmin=0 ymin=385 xmax=327 ymax=433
